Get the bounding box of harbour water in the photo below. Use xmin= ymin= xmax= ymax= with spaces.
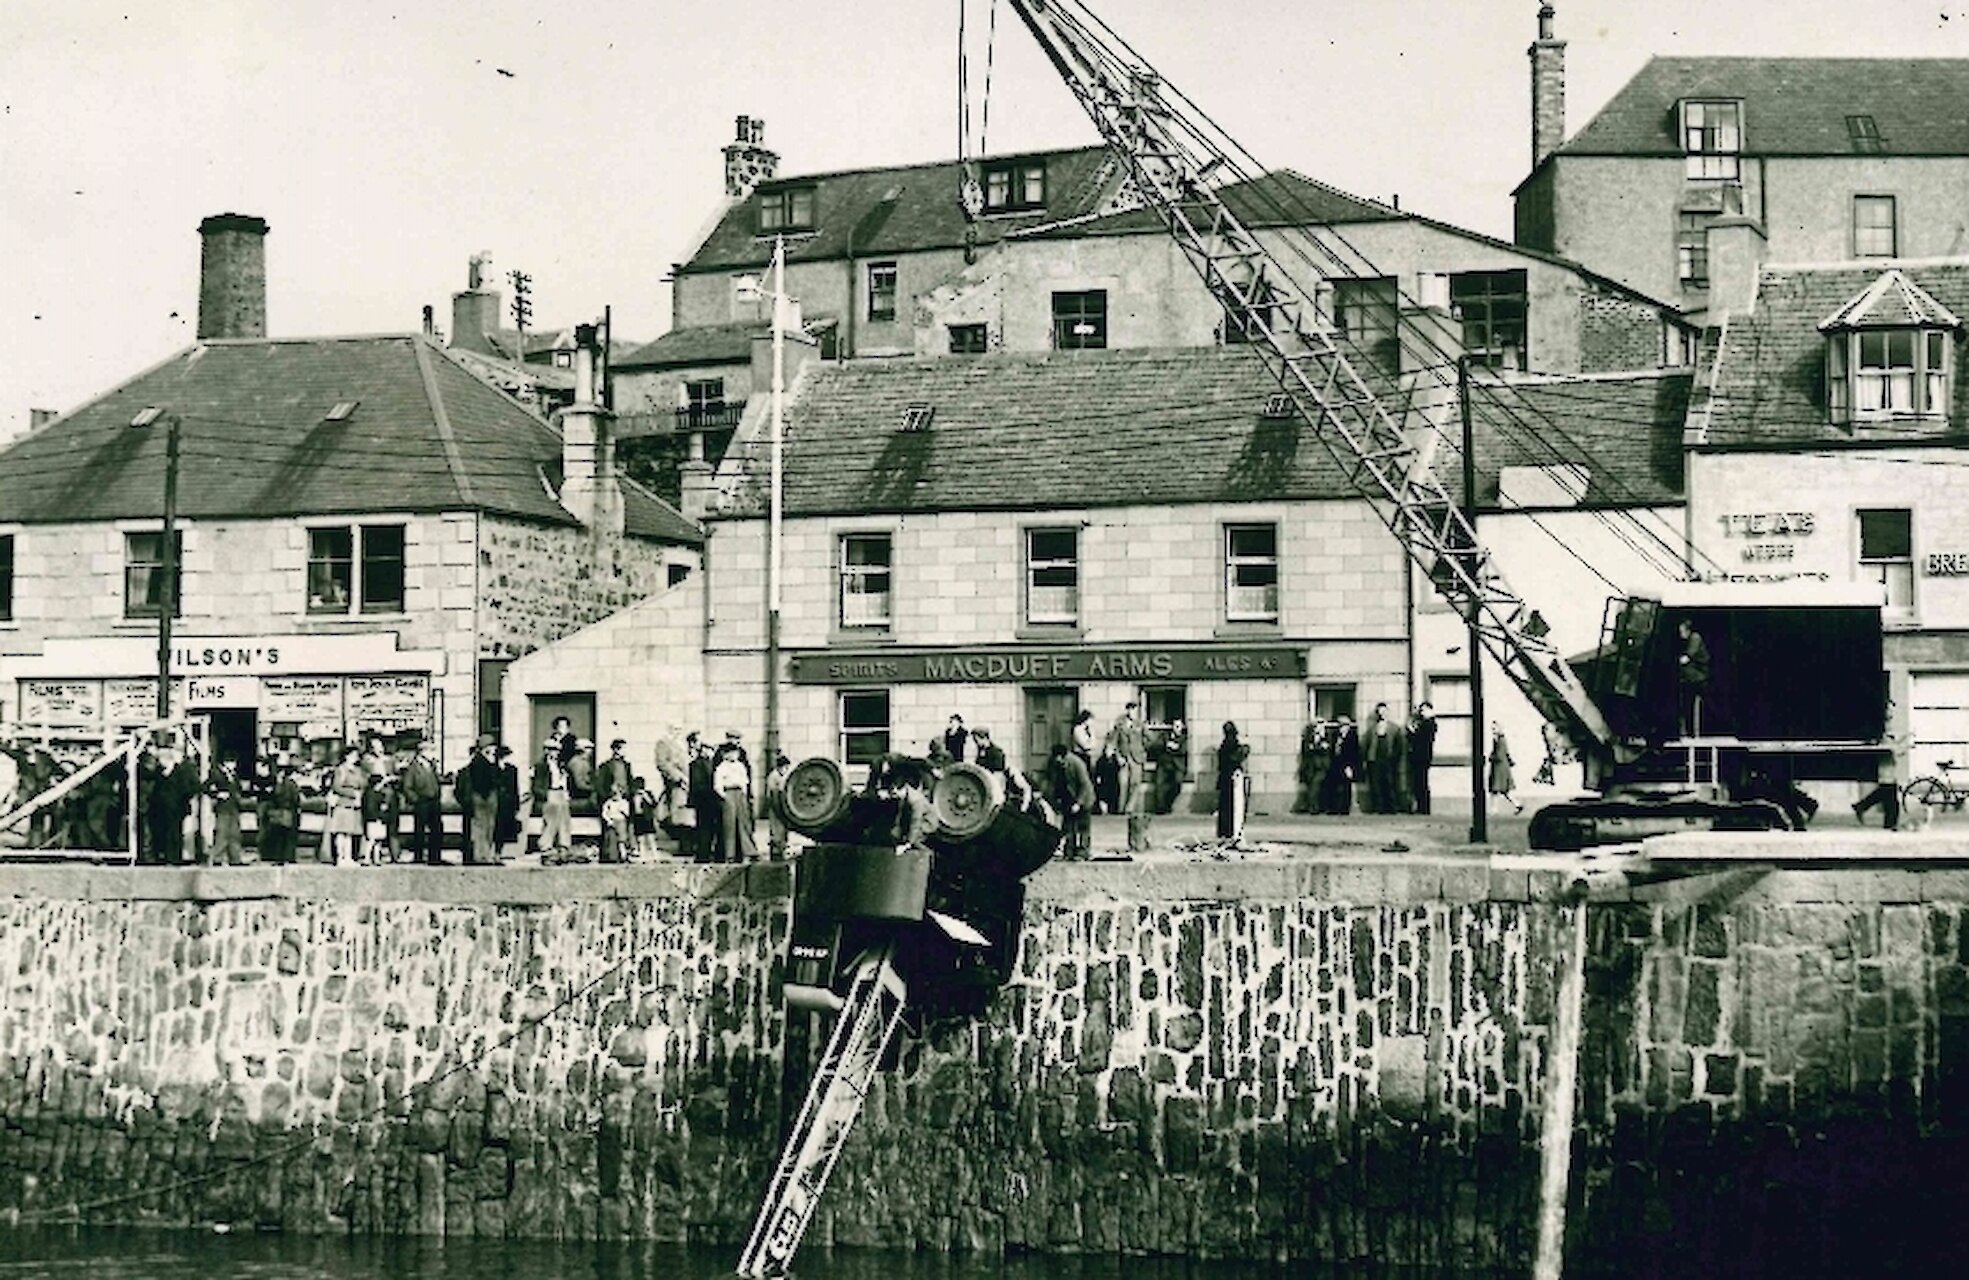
xmin=0 ymin=1227 xmax=1461 ymax=1280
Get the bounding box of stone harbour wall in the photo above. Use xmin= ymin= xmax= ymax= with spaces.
xmin=0 ymin=865 xmax=788 ymax=1241
xmin=3 ymin=850 xmax=1969 ymax=1273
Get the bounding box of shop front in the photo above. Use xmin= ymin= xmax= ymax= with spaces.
xmin=6 ymin=633 xmax=449 ymax=770
xmin=789 ymin=641 xmax=1314 ymax=807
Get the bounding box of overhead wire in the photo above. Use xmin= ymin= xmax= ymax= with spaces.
xmin=1047 ymin=0 xmax=1715 ymax=582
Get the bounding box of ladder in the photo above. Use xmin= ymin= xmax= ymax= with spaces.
xmin=735 ymin=947 xmax=909 ymax=1279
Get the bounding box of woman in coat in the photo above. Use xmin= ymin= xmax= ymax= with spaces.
xmin=493 ymin=746 xmax=523 ymax=857
xmin=1215 ymin=722 xmax=1251 ymax=841
xmin=326 ymin=746 xmax=367 ymax=865
xmin=1487 ymin=721 xmax=1522 ymax=814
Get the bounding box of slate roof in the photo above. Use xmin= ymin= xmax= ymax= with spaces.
xmin=1462 ymin=372 xmax=1691 ymax=510
xmin=614 ymin=322 xmax=756 ymax=369
xmin=1701 ymin=261 xmax=1969 ymax=449
xmin=1560 ymin=57 xmax=1969 ymax=158
xmin=1022 ymin=169 xmax=1397 ymax=239
xmin=679 ymin=146 xmax=1122 ymax=275
xmin=0 ymin=335 xmax=701 ymax=544
xmin=719 ymin=347 xmax=1389 ymax=518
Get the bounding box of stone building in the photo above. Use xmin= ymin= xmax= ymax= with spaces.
xmin=0 ymin=215 xmax=700 ymax=771
xmin=697 ymin=345 xmax=1413 ymax=810
xmin=1684 ymin=257 xmax=1969 ymax=782
xmin=1514 ymin=5 xmax=1969 ymax=321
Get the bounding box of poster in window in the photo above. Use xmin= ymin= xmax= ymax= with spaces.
xmin=103 ymin=679 xmax=161 ymax=726
xmin=263 ymin=676 xmax=345 ymax=725
xmin=20 ymin=680 xmax=103 ymax=726
xmin=346 ymin=674 xmax=430 ymax=738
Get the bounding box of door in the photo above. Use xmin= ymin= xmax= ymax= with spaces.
xmin=528 ymin=693 xmax=596 ymax=762
xmin=1024 ymin=688 xmax=1078 ymax=774
xmin=1909 ymin=673 xmax=1969 ymax=781
xmin=200 ymin=709 xmax=258 ymax=769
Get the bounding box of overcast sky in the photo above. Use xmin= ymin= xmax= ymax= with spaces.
xmin=4 ymin=0 xmax=1968 ymax=441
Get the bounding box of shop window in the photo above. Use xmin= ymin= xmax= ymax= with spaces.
xmin=1312 ymin=684 xmax=1358 ymax=725
xmin=1142 ymin=686 xmax=1188 ymax=732
xmin=1224 ymin=523 xmax=1280 ymax=624
xmin=1425 ymin=674 xmax=1473 ymax=762
xmin=1682 ymin=100 xmax=1742 ymax=181
xmin=839 ymin=533 xmax=893 ymax=630
xmin=1052 ymin=290 xmax=1108 ymax=351
xmin=309 ymin=525 xmax=406 ymax=615
xmin=1854 ymin=196 xmax=1898 ymax=259
xmin=983 ymin=160 xmax=1046 ymax=213
xmin=1334 ymin=276 xmax=1399 ymax=377
xmin=0 ymin=533 xmax=13 ymax=622
xmin=948 ymin=323 xmax=989 ymax=354
xmin=757 ymin=185 xmax=816 ymax=233
xmin=867 ymin=262 xmax=898 ymax=322
xmin=1829 ymin=328 xmax=1951 ymax=425
xmin=123 ymin=530 xmax=182 ymax=619
xmin=1450 ymin=271 xmax=1527 ymax=371
xmin=1677 ymin=212 xmax=1713 ymax=286
xmin=1858 ymin=507 xmax=1914 ymax=615
xmin=1025 ymin=527 xmax=1079 ymax=626
xmin=839 ymin=689 xmax=892 ymax=767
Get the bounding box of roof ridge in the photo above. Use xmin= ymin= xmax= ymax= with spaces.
xmin=410 ymin=337 xmax=480 ymax=509
xmin=763 ymin=143 xmax=1105 ymax=187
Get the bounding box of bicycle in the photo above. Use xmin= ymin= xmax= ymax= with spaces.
xmin=1903 ymin=761 xmax=1969 ymax=812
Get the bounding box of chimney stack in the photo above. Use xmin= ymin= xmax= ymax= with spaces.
xmin=557 ymin=323 xmax=624 ymax=538
xmin=450 ymin=254 xmax=502 ymax=356
xmin=197 ymin=213 xmax=269 ymax=341
xmin=1529 ymin=4 xmax=1567 ymax=171
xmin=723 ymin=114 xmax=780 ymax=200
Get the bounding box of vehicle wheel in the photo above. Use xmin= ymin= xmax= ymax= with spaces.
xmin=1903 ymin=777 xmax=1948 ymax=809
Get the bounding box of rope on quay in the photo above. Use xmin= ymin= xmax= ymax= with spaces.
xmin=15 ymin=892 xmax=722 ymax=1227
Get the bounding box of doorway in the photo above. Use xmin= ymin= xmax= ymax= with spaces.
xmin=1023 ymin=687 xmax=1079 ymax=774
xmin=527 ymin=692 xmax=596 ymax=761
xmin=200 ymin=709 xmax=259 ymax=769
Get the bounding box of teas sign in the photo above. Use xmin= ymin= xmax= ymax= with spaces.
xmin=1718 ymin=511 xmax=1816 ymax=564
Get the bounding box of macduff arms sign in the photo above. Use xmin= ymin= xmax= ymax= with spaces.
xmin=790 ymin=645 xmax=1307 ymax=685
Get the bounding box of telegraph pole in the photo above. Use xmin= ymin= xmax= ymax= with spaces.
xmin=508 ymin=269 xmax=533 ymax=357
xmin=765 ymin=235 xmax=786 ymax=765
xmin=1459 ymin=357 xmax=1487 ymax=844
xmin=159 ymin=414 xmax=179 ymax=721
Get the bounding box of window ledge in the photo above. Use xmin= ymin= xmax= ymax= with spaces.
xmin=1214 ymin=621 xmax=1285 ymax=640
xmin=829 ymin=628 xmax=897 ymax=647
xmin=1016 ymin=624 xmax=1084 ymax=643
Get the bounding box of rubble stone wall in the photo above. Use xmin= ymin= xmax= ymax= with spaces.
xmin=475 ymin=516 xmax=690 ymax=662
xmin=2 ymin=858 xmax=1967 ymax=1272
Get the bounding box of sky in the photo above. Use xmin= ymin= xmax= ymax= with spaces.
xmin=5 ymin=0 xmax=1969 ymax=441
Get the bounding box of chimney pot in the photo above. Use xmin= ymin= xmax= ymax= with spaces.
xmin=196 ymin=212 xmax=269 ymax=341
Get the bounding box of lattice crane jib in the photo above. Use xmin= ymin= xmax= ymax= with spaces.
xmin=1006 ymin=0 xmax=1615 ymax=758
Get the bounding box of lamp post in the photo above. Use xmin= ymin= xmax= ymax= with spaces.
xmin=1457 ymin=358 xmax=1487 ymax=844
xmin=739 ymin=237 xmax=790 ymax=764
xmin=131 ymin=406 xmax=180 ymax=721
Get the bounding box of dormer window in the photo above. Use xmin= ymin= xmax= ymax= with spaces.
xmin=1829 ymin=329 xmax=1950 ymax=423
xmin=1820 ymin=269 xmax=1961 ymax=429
xmin=983 ymin=160 xmax=1046 ymax=213
xmin=1682 ymin=100 xmax=1742 ymax=181
xmin=758 ymin=185 xmax=816 ymax=233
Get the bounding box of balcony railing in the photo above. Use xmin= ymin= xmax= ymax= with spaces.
xmin=676 ymin=401 xmax=747 ymax=431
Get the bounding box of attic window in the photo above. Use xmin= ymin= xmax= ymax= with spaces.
xmin=1262 ymin=393 xmax=1295 ymax=420
xmin=1847 ymin=114 xmax=1883 ymax=153
xmin=758 ymin=185 xmax=816 ymax=233
xmin=1828 ymin=328 xmax=1952 ymax=425
xmin=1681 ymin=100 xmax=1742 ymax=181
xmin=325 ymin=400 xmax=359 ymax=422
xmin=983 ymin=160 xmax=1046 ymax=213
xmin=900 ymin=403 xmax=934 ymax=433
